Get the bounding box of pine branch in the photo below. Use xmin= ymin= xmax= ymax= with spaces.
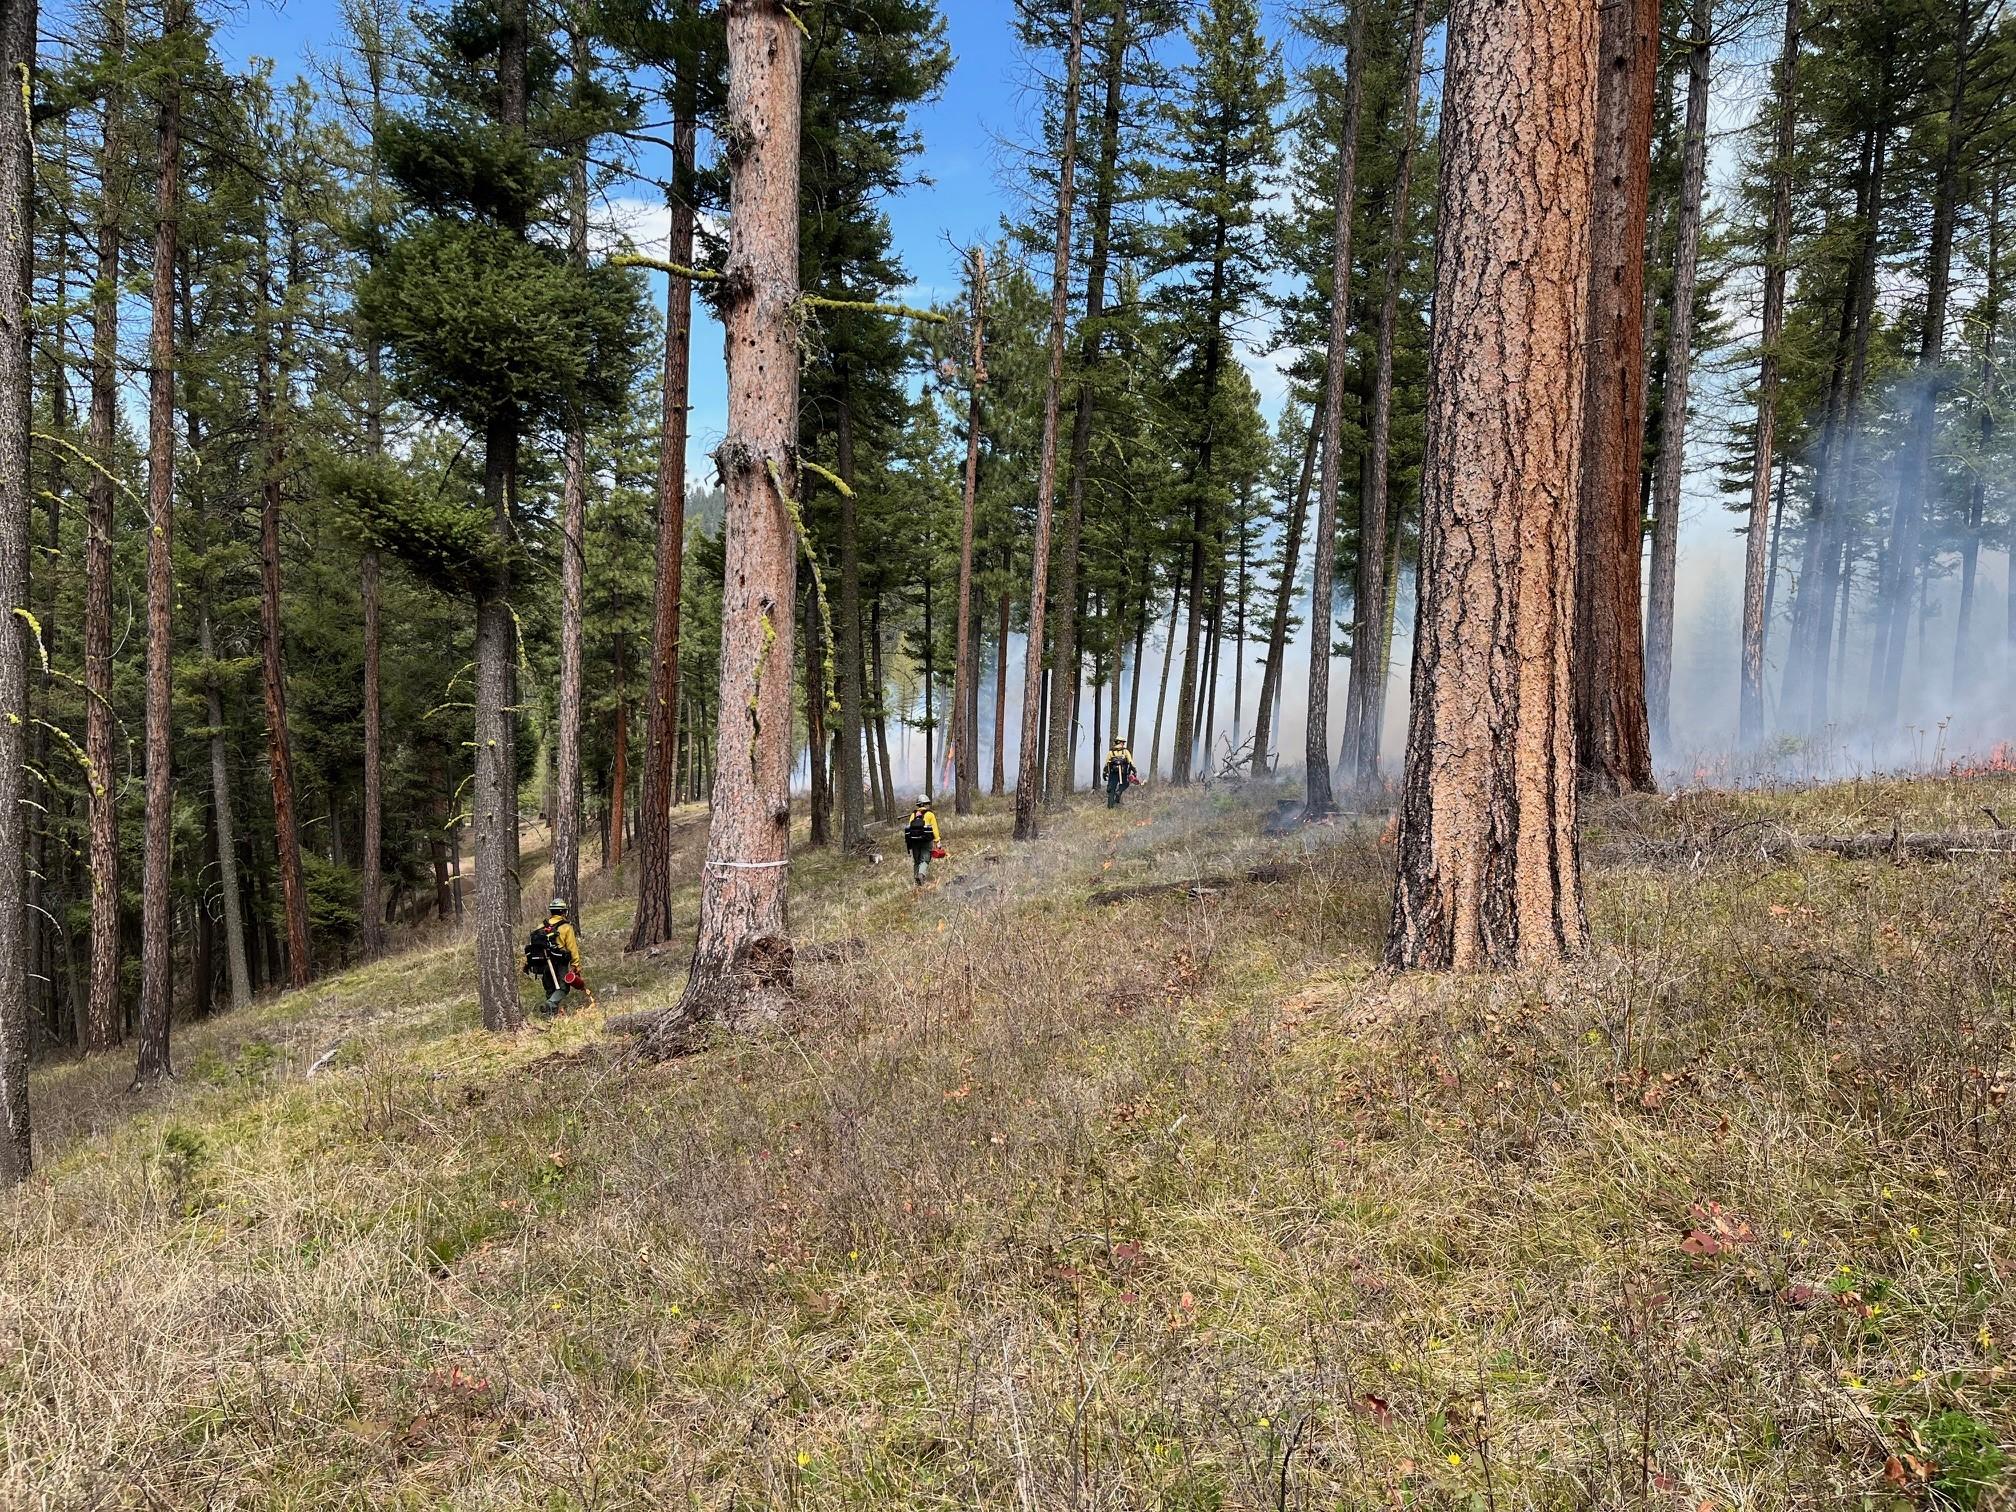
xmin=800 ymin=295 xmax=949 ymax=325
xmin=609 ymin=251 xmax=721 ymax=282
xmin=800 ymin=459 xmax=854 ymax=497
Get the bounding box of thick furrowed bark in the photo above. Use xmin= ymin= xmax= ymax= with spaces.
xmin=1251 ymin=419 xmax=1316 ymax=775
xmin=1387 ymin=0 xmax=1596 ymax=972
xmin=1346 ymin=0 xmax=1429 ymax=796
xmin=950 ymin=248 xmax=985 ymax=816
xmin=553 ymin=31 xmax=591 ymax=917
xmin=259 ymin=340 xmax=311 ymax=990
xmin=1875 ymin=1 xmax=1971 ymax=722
xmin=84 ymin=5 xmax=124 ymax=1053
xmin=135 ymin=0 xmax=185 ymax=1088
xmin=1304 ymin=3 xmax=1366 ymax=818
xmin=628 ymin=95 xmax=696 ymax=951
xmin=657 ymin=0 xmax=803 ymax=1042
xmin=1573 ymin=0 xmax=1659 ymax=793
xmin=0 ymin=0 xmax=36 ymax=1176
xmin=1045 ymin=4 xmax=1126 ymax=807
xmin=1013 ymin=0 xmax=1085 ymax=841
xmin=834 ymin=382 xmax=869 ymax=847
xmin=199 ymin=615 xmax=252 ymax=1012
xmin=473 ymin=417 xmax=523 ymax=1033
xmin=1740 ymin=0 xmax=1799 ymax=749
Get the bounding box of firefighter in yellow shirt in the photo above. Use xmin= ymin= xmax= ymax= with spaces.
xmin=524 ymin=898 xmax=585 ymax=1016
xmin=903 ymin=795 xmax=942 ymax=886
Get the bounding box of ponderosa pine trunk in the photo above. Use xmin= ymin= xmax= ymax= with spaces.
xmin=1150 ymin=575 xmax=1179 ymax=779
xmin=1798 ymin=105 xmax=1887 ymax=730
xmin=869 ymin=595 xmax=897 ymax=816
xmin=258 ymin=249 xmax=311 ymax=991
xmin=608 ymin=656 xmax=629 ymax=870
xmin=1645 ymin=0 xmax=1709 ymax=756
xmin=198 ymin=612 xmax=252 ymax=1013
xmin=655 ymin=0 xmax=802 ymax=1040
xmin=1125 ymin=600 xmax=1145 ymax=755
xmin=1573 ymin=0 xmax=1659 ymax=793
xmin=1875 ymin=2 xmax=1971 ymax=722
xmin=833 ymin=374 xmax=870 ymax=847
xmin=178 ymin=273 xmax=254 ymax=1016
xmin=1956 ymin=173 xmax=1999 ymax=688
xmin=84 ymin=2 xmax=124 ymax=1052
xmin=992 ymin=578 xmax=1009 ymax=795
xmin=628 ymin=85 xmax=696 ymax=950
xmin=134 ymin=0 xmax=185 ymax=1087
xmin=472 ymin=0 xmax=528 ymax=1034
xmin=1172 ymin=233 xmax=1228 ymax=791
xmin=551 ymin=19 xmax=592 ymax=917
xmin=359 ymin=543 xmax=384 ymax=953
xmin=950 ymin=247 xmax=986 ymax=816
xmin=1346 ymin=0 xmax=1430 ymax=795
xmin=1387 ymin=0 xmax=1596 ymax=971
xmin=357 ymin=16 xmax=390 ymax=960
xmin=1251 ymin=418 xmax=1317 ymax=774
xmin=1303 ymin=1 xmax=1366 ymax=817
xmin=1013 ymin=0 xmax=1085 ymax=840
xmin=1045 ymin=1 xmax=1126 ymax=806
xmin=1740 ymin=0 xmax=1799 ymax=747
xmin=804 ymin=569 xmax=830 ymax=844
xmin=0 ymin=0 xmax=34 ymax=1177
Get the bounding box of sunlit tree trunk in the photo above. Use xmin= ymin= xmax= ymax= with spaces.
xmin=803 ymin=567 xmax=829 ymax=844
xmin=1346 ymin=0 xmax=1429 ymax=794
xmin=1013 ymin=0 xmax=1085 ymax=840
xmin=0 ymin=0 xmax=35 ymax=1176
xmin=1251 ymin=420 xmax=1316 ymax=774
xmin=992 ymin=576 xmax=1009 ymax=796
xmin=179 ymin=262 xmax=254 ymax=1015
xmin=1875 ymin=0 xmax=1971 ymax=721
xmin=1955 ymin=173 xmax=1999 ymax=690
xmin=551 ymin=17 xmax=593 ymax=916
xmin=1303 ymin=1 xmax=1366 ymax=817
xmin=654 ymin=0 xmax=803 ymax=1040
xmin=1150 ymin=575 xmax=1178 ymax=780
xmin=1388 ymin=0 xmax=1595 ymax=971
xmin=1574 ymin=0 xmax=1659 ymax=791
xmin=84 ymin=0 xmax=124 ymax=1052
xmin=1046 ymin=2 xmax=1125 ymax=805
xmin=258 ymin=241 xmax=311 ymax=990
xmin=471 ymin=0 xmax=529 ymax=1034
xmin=1645 ymin=0 xmax=1710 ymax=755
xmin=950 ymin=247 xmax=986 ymax=815
xmin=357 ymin=21 xmax=390 ymax=961
xmin=1740 ymin=0 xmax=1799 ymax=747
xmin=833 ymin=375 xmax=870 ymax=845
xmin=629 ymin=82 xmax=697 ymax=949
xmin=134 ymin=0 xmax=186 ymax=1086
xmin=870 ymin=595 xmax=897 ymax=816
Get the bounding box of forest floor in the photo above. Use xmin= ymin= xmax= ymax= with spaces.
xmin=4 ymin=770 xmax=2016 ymax=1509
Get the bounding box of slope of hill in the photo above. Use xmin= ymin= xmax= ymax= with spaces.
xmin=3 ymin=774 xmax=2013 ymax=1508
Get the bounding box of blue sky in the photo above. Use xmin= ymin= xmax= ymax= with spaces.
xmin=216 ymin=0 xmax=1315 ymax=484
xmin=203 ymin=1 xmax=2004 ymax=769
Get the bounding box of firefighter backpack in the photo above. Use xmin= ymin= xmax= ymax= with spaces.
xmin=523 ymin=921 xmax=566 ymax=977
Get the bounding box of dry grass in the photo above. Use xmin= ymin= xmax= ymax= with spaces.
xmin=3 ymin=775 xmax=2014 ymax=1509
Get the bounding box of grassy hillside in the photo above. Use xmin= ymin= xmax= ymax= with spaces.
xmin=3 ymin=774 xmax=2014 ymax=1509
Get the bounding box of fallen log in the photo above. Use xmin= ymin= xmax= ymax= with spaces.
xmin=1088 ymin=861 xmax=1301 ymax=907
xmin=1606 ymin=827 xmax=2016 ymax=868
